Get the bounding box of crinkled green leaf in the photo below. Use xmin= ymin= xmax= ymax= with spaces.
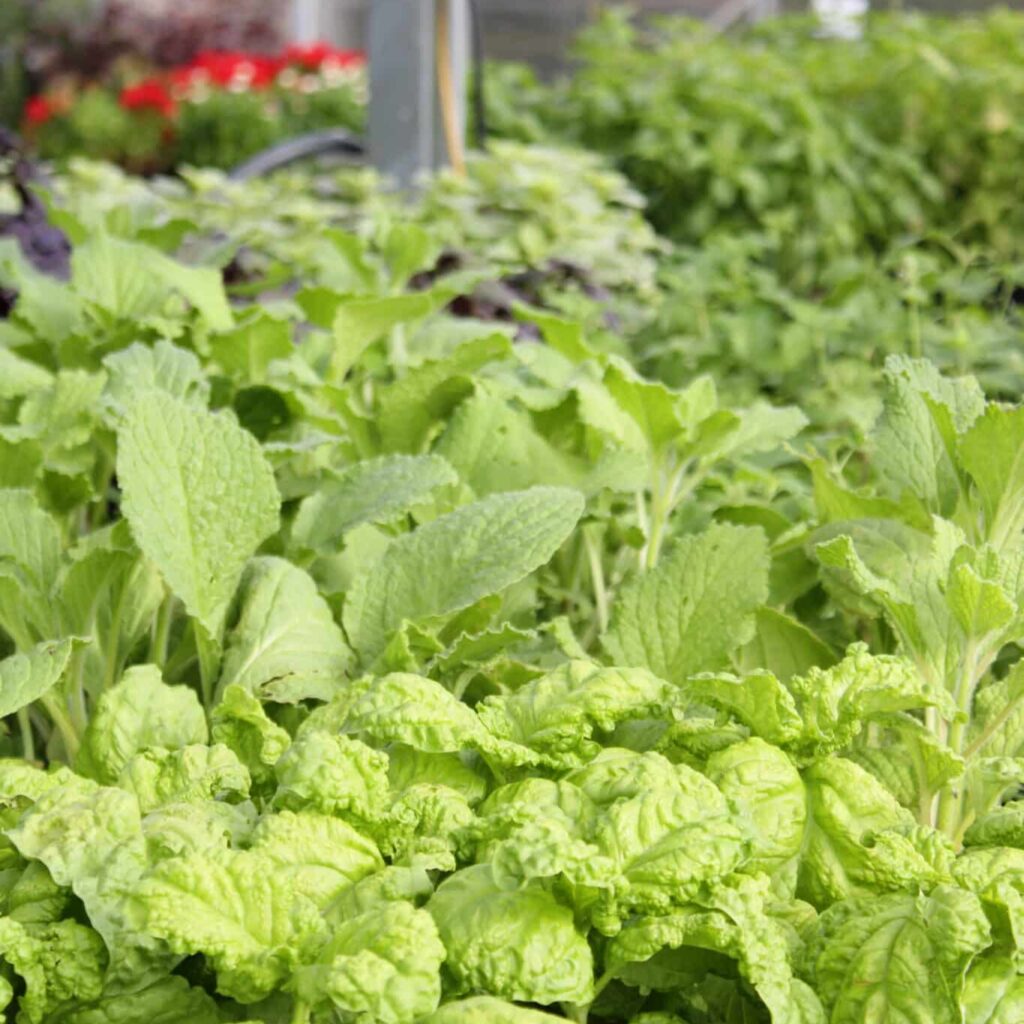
xmin=131 ymin=848 xmax=321 ymax=1002
xmin=249 ymin=810 xmax=383 ymax=908
xmin=809 ymin=885 xmax=991 ymax=1023
xmin=427 ymin=864 xmax=593 ymax=1005
xmin=210 ymin=684 xmax=291 ymax=787
xmin=117 ymin=744 xmax=250 ymax=813
xmin=476 ymin=661 xmax=669 ymax=768
xmin=293 ymin=901 xmax=444 ymax=1024
xmin=77 ymin=665 xmax=208 ymax=784
xmin=273 ymin=731 xmax=390 ymax=825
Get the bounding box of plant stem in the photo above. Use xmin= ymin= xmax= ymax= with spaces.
xmin=194 ymin=623 xmax=220 ymax=709
xmin=584 ymin=527 xmax=609 ymax=635
xmin=149 ymin=591 xmax=174 ymax=670
xmin=40 ymin=694 xmax=80 ymax=760
xmin=17 ymin=708 xmax=34 ymax=763
xmin=290 ymin=1000 xmax=311 ymax=1024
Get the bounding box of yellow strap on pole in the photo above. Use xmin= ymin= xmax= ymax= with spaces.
xmin=435 ymin=0 xmax=466 ymax=175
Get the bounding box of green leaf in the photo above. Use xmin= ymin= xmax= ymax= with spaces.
xmin=217 ymin=557 xmax=351 ymax=704
xmin=273 ymin=731 xmax=390 ymax=826
xmin=422 ymin=998 xmax=567 ymax=1023
xmin=117 ymin=743 xmax=250 ymax=813
xmin=117 ymin=392 xmax=280 ymax=636
xmin=797 ymin=758 xmax=922 ymax=908
xmin=706 ymin=738 xmax=805 ymax=887
xmin=102 ymin=341 xmax=209 ymax=424
xmin=291 ymin=455 xmax=457 ymax=553
xmin=330 ymin=290 xmax=450 ymax=382
xmin=0 ymin=638 xmax=76 ymax=719
xmin=77 ymin=665 xmax=208 ymax=784
xmin=131 ymin=849 xmax=321 ymax=1002
xmin=963 ymin=957 xmax=1024 ymax=1024
xmin=676 ymin=669 xmax=803 ymax=746
xmin=52 ymin=977 xmax=220 ymax=1024
xmin=377 ymin=334 xmax=513 ymax=453
xmin=739 ymin=607 xmax=837 ymax=682
xmin=210 ymin=684 xmax=291 ymax=787
xmin=434 ymin=392 xmax=582 ymax=496
xmin=248 ymin=810 xmax=383 ymax=909
xmin=427 ymin=864 xmax=593 ymax=1005
xmin=72 ymin=235 xmax=232 ymax=329
xmin=343 ymin=487 xmax=583 ymax=661
xmin=603 ymin=523 xmax=769 ymax=681
xmin=809 ymin=886 xmax=991 ymax=1024
xmin=0 ymin=916 xmax=106 ymax=1024
xmin=476 ymin=661 xmax=670 ymax=769
xmin=292 ymin=902 xmax=444 ymax=1024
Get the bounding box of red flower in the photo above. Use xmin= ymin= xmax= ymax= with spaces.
xmin=24 ymin=95 xmax=57 ymax=126
xmin=119 ymin=79 xmax=177 ymax=117
xmin=185 ymin=51 xmax=281 ymax=89
xmin=282 ymin=42 xmax=365 ymax=71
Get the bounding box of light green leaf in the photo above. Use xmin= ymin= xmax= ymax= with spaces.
xmin=604 ymin=523 xmax=769 ymax=681
xmin=217 ymin=557 xmax=351 ymax=704
xmin=960 ymin=404 xmax=1024 ymax=551
xmin=117 ymin=744 xmax=250 ymax=813
xmin=706 ymin=738 xmax=805 ymax=887
xmin=53 ymin=976 xmax=220 ymax=1024
xmin=330 ymin=290 xmax=450 ymax=382
xmin=273 ymin=731 xmax=390 ymax=825
xmin=102 ymin=341 xmax=209 ymax=424
xmin=798 ymin=758 xmax=921 ymax=908
xmin=293 ymin=901 xmax=444 ymax=1024
xmin=0 ymin=916 xmax=106 ymax=1024
xmin=809 ymin=886 xmax=991 ymax=1024
xmin=117 ymin=392 xmax=280 ymax=636
xmin=476 ymin=661 xmax=669 ymax=769
xmin=677 ymin=669 xmax=803 ymax=746
xmin=434 ymin=392 xmax=581 ymax=496
xmin=0 ymin=638 xmax=76 ymax=719
xmin=343 ymin=487 xmax=583 ymax=661
xmin=739 ymin=607 xmax=837 ymax=682
xmin=131 ymin=849 xmax=322 ymax=1002
xmin=377 ymin=334 xmax=512 ymax=453
xmin=427 ymin=864 xmax=593 ymax=1005
xmin=963 ymin=957 xmax=1024 ymax=1024
xmin=422 ymin=998 xmax=567 ymax=1023
xmin=210 ymin=684 xmax=291 ymax=787
xmin=77 ymin=665 xmax=208 ymax=785
xmin=249 ymin=810 xmax=383 ymax=909
xmin=291 ymin=455 xmax=456 ymax=553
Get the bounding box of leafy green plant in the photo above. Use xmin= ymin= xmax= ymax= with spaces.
xmin=3 ymin=94 xmax=1024 ymax=1022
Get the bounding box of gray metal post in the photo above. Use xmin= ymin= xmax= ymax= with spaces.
xmin=369 ymin=0 xmax=469 ymax=188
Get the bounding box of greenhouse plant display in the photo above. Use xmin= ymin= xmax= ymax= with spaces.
xmin=1 ymin=8 xmax=1024 ymax=1023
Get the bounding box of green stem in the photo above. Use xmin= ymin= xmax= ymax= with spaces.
xmin=290 ymin=1000 xmax=311 ymax=1024
xmin=584 ymin=528 xmax=609 ymax=635
xmin=149 ymin=592 xmax=174 ymax=670
xmin=194 ymin=623 xmax=221 ymax=709
xmin=69 ymin=645 xmax=89 ymax=735
xmin=17 ymin=708 xmax=34 ymax=763
xmin=40 ymin=694 xmax=80 ymax=760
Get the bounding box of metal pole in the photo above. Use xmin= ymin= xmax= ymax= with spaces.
xmin=369 ymin=0 xmax=469 ymax=187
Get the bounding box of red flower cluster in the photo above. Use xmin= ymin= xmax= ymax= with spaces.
xmin=119 ymin=79 xmax=177 ymax=117
xmin=24 ymin=95 xmax=57 ymax=126
xmin=281 ymin=43 xmax=365 ymax=71
xmin=23 ymin=40 xmax=366 ymax=130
